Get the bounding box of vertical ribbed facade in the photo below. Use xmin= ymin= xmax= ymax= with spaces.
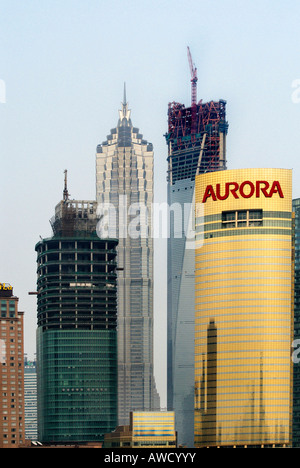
xmin=24 ymin=360 xmax=38 ymax=441
xmin=130 ymin=411 xmax=176 ymax=447
xmin=195 ymin=168 xmax=293 ymax=447
xmin=96 ymin=96 xmax=159 ymax=425
xmin=165 ymin=100 xmax=228 ymax=447
xmin=103 ymin=411 xmax=177 ymax=448
xmin=35 ymin=200 xmax=118 ymax=443
xmin=293 ymin=198 xmax=300 ymax=446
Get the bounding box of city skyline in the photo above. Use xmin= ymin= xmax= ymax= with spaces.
xmin=1 ymin=0 xmax=300 ymax=407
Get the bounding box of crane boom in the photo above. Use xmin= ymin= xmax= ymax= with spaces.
xmin=187 ymin=46 xmax=198 ymax=106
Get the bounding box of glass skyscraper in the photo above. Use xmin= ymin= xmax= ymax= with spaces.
xmin=35 ymin=196 xmax=118 ymax=443
xmin=96 ymin=92 xmax=160 ymax=425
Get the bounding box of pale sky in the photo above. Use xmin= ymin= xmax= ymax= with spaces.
xmin=1 ymin=0 xmax=300 ymax=406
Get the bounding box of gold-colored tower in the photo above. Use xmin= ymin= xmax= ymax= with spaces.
xmin=195 ymin=168 xmax=293 ymax=448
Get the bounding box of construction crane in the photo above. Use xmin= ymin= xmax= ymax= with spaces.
xmin=187 ymin=46 xmax=198 ymax=106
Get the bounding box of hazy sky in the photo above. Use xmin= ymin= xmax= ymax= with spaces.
xmin=1 ymin=0 xmax=300 ymax=406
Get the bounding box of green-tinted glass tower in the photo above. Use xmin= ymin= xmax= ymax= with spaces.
xmin=35 ymin=182 xmax=118 ymax=444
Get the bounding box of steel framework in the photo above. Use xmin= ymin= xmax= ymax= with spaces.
xmin=165 ymin=100 xmax=228 ymax=183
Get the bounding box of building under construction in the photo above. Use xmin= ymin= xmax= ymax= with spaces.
xmin=166 ymin=48 xmax=229 ymax=448
xmin=166 ymin=99 xmax=228 ymax=183
xmin=35 ymin=173 xmax=119 ymax=444
xmin=166 ymin=47 xmax=228 ymax=182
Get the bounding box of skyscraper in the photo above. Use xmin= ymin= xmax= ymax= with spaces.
xmin=0 ymin=283 xmax=25 ymax=448
xmin=96 ymin=89 xmax=159 ymax=425
xmin=165 ymin=98 xmax=228 ymax=446
xmin=35 ymin=184 xmax=118 ymax=443
xmin=195 ymin=168 xmax=293 ymax=447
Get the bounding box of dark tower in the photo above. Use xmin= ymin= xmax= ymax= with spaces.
xmin=35 ymin=176 xmax=118 ymax=443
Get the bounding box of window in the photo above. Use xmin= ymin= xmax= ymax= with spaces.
xmin=222 ymin=210 xmax=263 ymax=228
xmin=9 ymin=301 xmax=15 ymax=318
xmin=1 ymin=302 xmax=7 ymax=318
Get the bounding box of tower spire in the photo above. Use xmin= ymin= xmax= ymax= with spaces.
xmin=118 ymin=83 xmax=131 ymax=123
xmin=63 ymin=169 xmax=69 ymax=202
xmin=123 ymin=82 xmax=127 ymax=106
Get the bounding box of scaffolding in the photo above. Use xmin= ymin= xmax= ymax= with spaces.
xmin=165 ymin=99 xmax=228 ymax=184
xmin=50 ymin=200 xmax=98 ymax=237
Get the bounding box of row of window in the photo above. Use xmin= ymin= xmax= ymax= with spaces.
xmin=222 ymin=210 xmax=263 ymax=228
xmin=202 ymin=228 xmax=292 ymax=239
xmin=196 ymin=210 xmax=292 ymax=225
xmin=1 ymin=301 xmax=16 ymax=318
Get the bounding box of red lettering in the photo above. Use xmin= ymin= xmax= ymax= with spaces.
xmin=216 ymin=183 xmax=229 ymax=200
xmin=202 ymin=185 xmax=217 ymax=203
xmin=240 ymin=181 xmax=255 ymax=198
xmin=228 ymin=182 xmax=239 ymax=199
xmin=256 ymin=181 xmax=270 ymax=197
xmin=269 ymin=180 xmax=284 ymax=198
xmin=202 ymin=180 xmax=284 ymax=202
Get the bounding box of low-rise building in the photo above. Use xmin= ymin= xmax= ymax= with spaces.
xmin=104 ymin=411 xmax=177 ymax=448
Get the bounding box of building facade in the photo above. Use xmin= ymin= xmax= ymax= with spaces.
xmin=195 ymin=168 xmax=294 ymax=447
xmin=24 ymin=357 xmax=38 ymax=441
xmin=293 ymin=197 xmax=300 ymax=446
xmin=35 ymin=196 xmax=118 ymax=443
xmin=0 ymin=284 xmax=25 ymax=448
xmin=104 ymin=411 xmax=176 ymax=448
xmin=165 ymin=99 xmax=228 ymax=446
xmin=96 ymin=93 xmax=159 ymax=425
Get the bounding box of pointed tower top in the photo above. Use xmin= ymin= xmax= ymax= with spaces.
xmin=118 ymin=83 xmax=131 ymax=125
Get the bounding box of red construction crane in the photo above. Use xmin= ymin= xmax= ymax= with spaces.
xmin=187 ymin=46 xmax=198 ymax=106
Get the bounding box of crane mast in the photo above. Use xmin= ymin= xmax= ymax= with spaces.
xmin=187 ymin=46 xmax=198 ymax=106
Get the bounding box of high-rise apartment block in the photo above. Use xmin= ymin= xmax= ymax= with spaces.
xmin=165 ymin=97 xmax=228 ymax=446
xmin=0 ymin=284 xmax=25 ymax=448
xmin=35 ymin=187 xmax=118 ymax=443
xmin=96 ymin=93 xmax=160 ymax=425
xmin=195 ymin=168 xmax=294 ymax=447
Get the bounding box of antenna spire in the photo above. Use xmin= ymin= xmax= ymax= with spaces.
xmin=63 ymin=169 xmax=69 ymax=201
xmin=123 ymin=82 xmax=127 ymax=106
xmin=119 ymin=83 xmax=131 ymax=122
